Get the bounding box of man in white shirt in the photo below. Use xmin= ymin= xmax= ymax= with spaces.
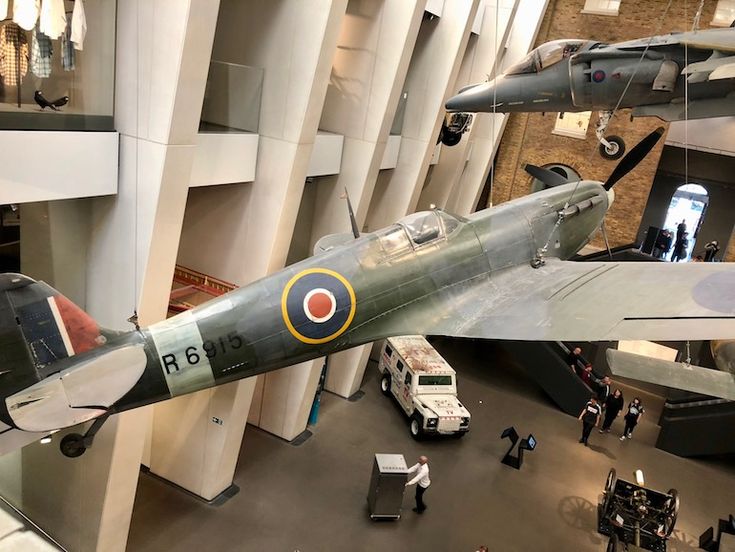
xmin=405 ymin=455 xmax=430 ymax=514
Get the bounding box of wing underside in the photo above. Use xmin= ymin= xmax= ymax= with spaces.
xmin=378 ymin=259 xmax=735 ymax=342
xmin=607 ymin=349 xmax=735 ymax=401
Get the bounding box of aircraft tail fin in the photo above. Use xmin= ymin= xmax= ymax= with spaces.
xmin=607 ymin=349 xmax=735 ymax=401
xmin=0 ymin=274 xmax=107 ymax=380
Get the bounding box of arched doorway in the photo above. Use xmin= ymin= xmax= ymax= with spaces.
xmin=663 ymin=183 xmax=709 ymax=261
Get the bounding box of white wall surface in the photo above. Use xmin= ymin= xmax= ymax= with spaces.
xmin=190 ymin=133 xmax=259 ymax=187
xmin=0 ymin=132 xmax=118 ymax=203
xmin=308 ymin=132 xmax=345 ymax=177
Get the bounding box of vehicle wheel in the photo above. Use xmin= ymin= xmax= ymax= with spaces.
xmin=409 ymin=414 xmax=424 ymax=440
xmin=453 ymin=431 xmax=466 ymax=438
xmin=599 ymin=135 xmax=625 ymax=160
xmin=60 ymin=433 xmax=86 ymax=458
xmin=380 ymin=374 xmax=392 ymax=396
xmin=662 ymin=489 xmax=679 ymax=537
xmin=441 ymin=131 xmax=462 ymax=147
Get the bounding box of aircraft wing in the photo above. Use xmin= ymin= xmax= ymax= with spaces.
xmin=387 ymin=259 xmax=735 ymax=342
xmin=607 ymin=349 xmax=735 ymax=401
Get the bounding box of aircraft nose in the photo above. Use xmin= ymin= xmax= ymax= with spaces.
xmin=445 ymin=81 xmax=499 ymax=112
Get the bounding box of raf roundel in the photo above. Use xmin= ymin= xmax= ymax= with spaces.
xmin=592 ymin=70 xmax=606 ymax=83
xmin=281 ymin=269 xmax=356 ymax=344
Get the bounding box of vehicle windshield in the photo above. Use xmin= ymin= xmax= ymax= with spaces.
xmin=418 ymin=375 xmax=453 ymax=386
xmin=504 ymin=40 xmax=586 ymax=76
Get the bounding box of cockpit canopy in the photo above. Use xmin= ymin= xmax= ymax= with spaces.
xmin=398 ymin=210 xmax=460 ymax=245
xmin=504 ymin=39 xmax=587 ymax=76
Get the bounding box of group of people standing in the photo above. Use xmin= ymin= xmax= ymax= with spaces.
xmin=653 ymin=220 xmax=689 ymax=262
xmin=652 ymin=219 xmax=721 ymax=263
xmin=578 ymin=393 xmax=645 ymax=446
xmin=567 ymin=346 xmax=645 ymax=446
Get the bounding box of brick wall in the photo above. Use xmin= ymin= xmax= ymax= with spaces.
xmin=490 ymin=0 xmax=718 ymax=249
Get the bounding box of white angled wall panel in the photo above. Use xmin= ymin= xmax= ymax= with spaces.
xmin=190 ymin=133 xmax=260 ymax=187
xmin=307 ymin=132 xmax=344 ymax=177
xmin=380 ymin=135 xmax=402 ymax=169
xmin=0 ymin=131 xmax=118 ymax=203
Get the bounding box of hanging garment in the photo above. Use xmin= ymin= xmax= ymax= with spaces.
xmin=0 ymin=0 xmax=8 ymax=21
xmin=0 ymin=23 xmax=29 ymax=86
xmin=39 ymin=0 xmax=66 ymax=39
xmin=71 ymin=0 xmax=86 ymax=50
xmin=13 ymin=0 xmax=40 ymax=31
xmin=60 ymin=19 xmax=74 ymax=71
xmin=30 ymin=26 xmax=52 ymax=78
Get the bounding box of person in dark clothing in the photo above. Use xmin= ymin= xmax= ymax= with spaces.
xmin=578 ymin=396 xmax=601 ymax=446
xmin=620 ymin=398 xmax=644 ymax=440
xmin=596 ymin=376 xmax=611 ymax=403
xmin=599 ymin=388 xmax=624 ymax=433
xmin=676 ymin=220 xmax=687 ymax=242
xmin=671 ymin=232 xmax=689 ymax=262
xmin=662 ymin=230 xmax=673 ymax=258
xmin=580 ymin=364 xmax=593 ymax=386
xmin=704 ymin=240 xmax=720 ymax=262
xmin=567 ymin=347 xmax=583 ymax=374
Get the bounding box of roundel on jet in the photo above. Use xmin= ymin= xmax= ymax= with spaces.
xmin=281 ymin=268 xmax=356 ymax=344
xmin=592 ymin=70 xmax=606 ymax=83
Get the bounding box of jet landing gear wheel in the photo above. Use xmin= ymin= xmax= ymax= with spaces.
xmin=440 ymin=130 xmax=462 ymax=146
xmin=599 ymin=135 xmax=626 ymax=160
xmin=59 ymin=412 xmax=111 ymax=458
xmin=60 ymin=433 xmax=86 ymax=458
xmin=380 ymin=374 xmax=392 ymax=396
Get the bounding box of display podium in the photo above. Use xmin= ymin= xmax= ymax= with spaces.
xmin=367 ymin=453 xmax=408 ymax=520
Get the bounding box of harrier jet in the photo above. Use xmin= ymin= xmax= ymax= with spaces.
xmin=0 ymin=129 xmax=733 ymax=458
xmin=442 ymin=28 xmax=735 ymax=158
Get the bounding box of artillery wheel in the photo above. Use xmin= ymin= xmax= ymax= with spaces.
xmin=602 ymin=468 xmax=617 ymax=513
xmin=380 ymin=374 xmax=392 ymax=396
xmin=60 ymin=433 xmax=87 ymax=458
xmin=662 ymin=489 xmax=679 ymax=537
xmin=600 ymin=135 xmax=626 ymax=160
xmin=606 ymin=533 xmax=624 ymax=552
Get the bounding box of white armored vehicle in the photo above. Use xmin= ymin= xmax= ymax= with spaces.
xmin=378 ymin=336 xmax=471 ymax=439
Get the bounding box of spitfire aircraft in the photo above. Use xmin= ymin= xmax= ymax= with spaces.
xmin=442 ymin=28 xmax=735 ymax=158
xmin=1 ymin=129 xmax=734 ymax=458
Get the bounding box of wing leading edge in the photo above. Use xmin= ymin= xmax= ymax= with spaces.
xmin=380 ymin=259 xmax=735 ymax=342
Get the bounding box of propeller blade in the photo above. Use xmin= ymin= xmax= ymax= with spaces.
xmin=604 ymin=127 xmax=665 ymax=190
xmin=523 ymin=164 xmax=572 ymax=188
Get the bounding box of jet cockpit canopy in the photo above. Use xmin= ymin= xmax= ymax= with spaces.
xmin=504 ymin=39 xmax=587 ymax=76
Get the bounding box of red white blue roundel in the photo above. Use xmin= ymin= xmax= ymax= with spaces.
xmin=592 ymin=70 xmax=606 ymax=83
xmin=281 ymin=268 xmax=356 ymax=344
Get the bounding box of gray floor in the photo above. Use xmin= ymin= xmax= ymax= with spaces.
xmin=127 ymin=339 xmax=735 ymax=552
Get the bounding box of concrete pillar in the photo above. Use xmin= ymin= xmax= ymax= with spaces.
xmin=0 ymin=2 xmax=219 ymax=551
xmin=447 ymin=0 xmax=549 ymax=215
xmin=419 ymin=0 xmax=520 ymax=214
xmin=366 ymin=0 xmax=480 ymax=231
xmin=314 ymin=0 xmax=427 ymax=398
xmin=161 ymin=0 xmax=348 ymax=501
